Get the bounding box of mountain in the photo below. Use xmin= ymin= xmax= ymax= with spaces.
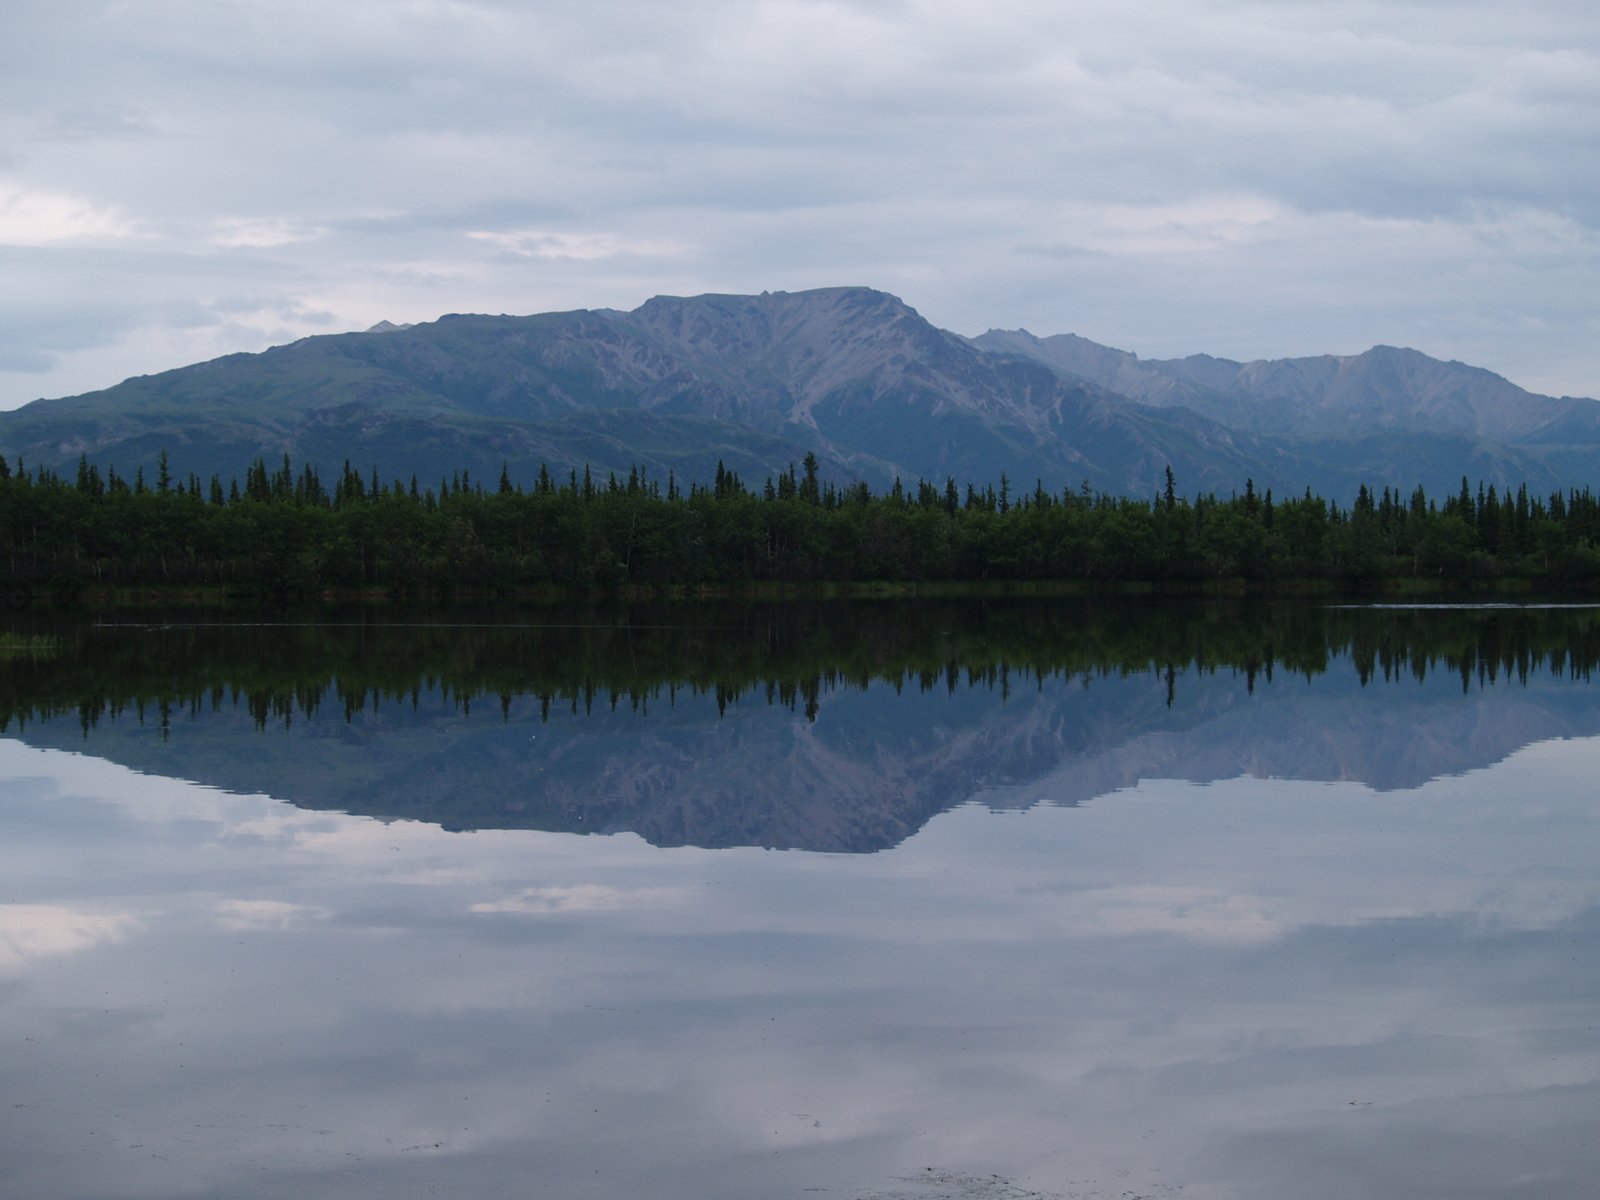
xmin=2 ymin=287 xmax=1597 ymax=500
xmin=972 ymin=328 xmax=1600 ymax=447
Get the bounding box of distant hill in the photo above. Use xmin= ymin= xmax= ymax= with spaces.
xmin=972 ymin=328 xmax=1600 ymax=472
xmin=2 ymin=286 xmax=1596 ymax=500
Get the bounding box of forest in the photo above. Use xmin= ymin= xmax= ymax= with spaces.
xmin=4 ymin=449 xmax=1600 ymax=598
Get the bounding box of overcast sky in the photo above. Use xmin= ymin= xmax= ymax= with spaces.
xmin=1 ymin=0 xmax=1596 ymax=410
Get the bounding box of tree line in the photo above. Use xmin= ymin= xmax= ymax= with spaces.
xmin=4 ymin=449 xmax=1600 ymax=596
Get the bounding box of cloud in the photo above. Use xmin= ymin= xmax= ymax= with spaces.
xmin=0 ymin=282 xmax=340 ymax=391
xmin=0 ymin=0 xmax=1597 ymax=407
xmin=1025 ymin=195 xmax=1289 ymax=258
xmin=35 ymin=104 xmax=158 ymax=143
xmin=0 ymin=299 xmax=140 ymax=374
xmin=211 ymin=217 xmax=327 ymax=249
xmin=465 ymin=229 xmax=685 ymax=261
xmin=0 ymin=184 xmax=131 ymax=246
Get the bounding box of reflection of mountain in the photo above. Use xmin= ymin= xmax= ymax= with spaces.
xmin=8 ymin=602 xmax=1600 ymax=851
xmin=971 ymin=672 xmax=1600 ymax=811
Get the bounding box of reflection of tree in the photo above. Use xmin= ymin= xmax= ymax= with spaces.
xmin=3 ymin=601 xmax=1598 ymax=738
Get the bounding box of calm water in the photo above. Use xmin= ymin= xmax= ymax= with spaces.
xmin=3 ymin=600 xmax=1599 ymax=1199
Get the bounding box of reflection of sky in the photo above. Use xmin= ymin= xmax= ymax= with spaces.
xmin=2 ymin=734 xmax=1598 ymax=1200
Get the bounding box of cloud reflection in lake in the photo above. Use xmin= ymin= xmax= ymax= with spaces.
xmin=1 ymin=603 xmax=1598 ymax=1198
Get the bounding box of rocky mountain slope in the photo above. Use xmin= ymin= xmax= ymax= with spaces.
xmin=973 ymin=328 xmax=1600 ymax=445
xmin=2 ymin=287 xmax=1595 ymax=499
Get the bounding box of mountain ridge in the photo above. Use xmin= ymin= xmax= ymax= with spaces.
xmin=971 ymin=327 xmax=1600 ymax=445
xmin=2 ymin=286 xmax=1595 ymax=500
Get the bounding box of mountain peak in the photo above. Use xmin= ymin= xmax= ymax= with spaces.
xmin=632 ymin=285 xmax=915 ymax=319
xmin=3 ymin=286 xmax=1597 ymax=504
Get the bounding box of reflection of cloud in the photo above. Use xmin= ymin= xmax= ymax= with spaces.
xmin=1061 ymin=885 xmax=1284 ymax=944
xmin=471 ymin=884 xmax=683 ymax=915
xmin=0 ymin=904 xmax=134 ymax=968
xmin=214 ymin=898 xmax=330 ymax=932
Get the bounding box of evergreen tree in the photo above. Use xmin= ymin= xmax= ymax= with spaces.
xmin=800 ymin=452 xmax=821 ymax=506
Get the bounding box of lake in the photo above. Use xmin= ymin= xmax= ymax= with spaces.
xmin=3 ymin=599 xmax=1598 ymax=1199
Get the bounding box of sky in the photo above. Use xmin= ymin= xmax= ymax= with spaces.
xmin=0 ymin=0 xmax=1597 ymax=411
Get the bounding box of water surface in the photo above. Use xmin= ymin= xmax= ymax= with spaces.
xmin=3 ymin=600 xmax=1598 ymax=1198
